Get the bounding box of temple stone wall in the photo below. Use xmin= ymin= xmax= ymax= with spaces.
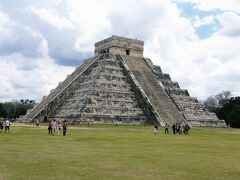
xmin=94 ymin=35 xmax=144 ymax=57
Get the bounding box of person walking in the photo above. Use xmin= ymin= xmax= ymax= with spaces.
xmin=172 ymin=123 xmax=176 ymax=134
xmin=4 ymin=119 xmax=10 ymax=133
xmin=164 ymin=123 xmax=169 ymax=134
xmin=57 ymin=121 xmax=62 ymax=135
xmin=0 ymin=119 xmax=4 ymax=133
xmin=153 ymin=125 xmax=158 ymax=135
xmin=51 ymin=119 xmax=57 ymax=135
xmin=48 ymin=121 xmax=52 ymax=135
xmin=36 ymin=120 xmax=39 ymax=127
xmin=62 ymin=120 xmax=68 ymax=136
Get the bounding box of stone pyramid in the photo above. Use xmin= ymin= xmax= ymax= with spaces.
xmin=23 ymin=36 xmax=226 ymax=127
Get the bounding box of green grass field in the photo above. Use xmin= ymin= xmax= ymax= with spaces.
xmin=0 ymin=124 xmax=239 ymax=180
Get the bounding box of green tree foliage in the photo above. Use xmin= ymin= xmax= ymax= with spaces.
xmin=0 ymin=103 xmax=8 ymax=118
xmin=0 ymin=99 xmax=36 ymax=119
xmin=216 ymin=97 xmax=240 ymax=128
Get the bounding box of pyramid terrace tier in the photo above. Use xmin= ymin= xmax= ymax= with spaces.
xmin=53 ymin=113 xmax=147 ymax=124
xmin=56 ymin=106 xmax=145 ymax=116
xmin=171 ymin=95 xmax=198 ymax=103
xmin=165 ymin=88 xmax=190 ymax=96
xmin=77 ymin=81 xmax=131 ymax=89
xmin=64 ymin=97 xmax=140 ymax=104
xmin=73 ymin=88 xmax=134 ymax=95
xmin=160 ymin=80 xmax=180 ymax=89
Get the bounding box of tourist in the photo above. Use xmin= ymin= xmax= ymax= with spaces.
xmin=4 ymin=119 xmax=10 ymax=133
xmin=164 ymin=123 xmax=169 ymax=134
xmin=172 ymin=123 xmax=176 ymax=134
xmin=183 ymin=124 xmax=190 ymax=135
xmin=0 ymin=119 xmax=4 ymax=133
xmin=62 ymin=120 xmax=68 ymax=136
xmin=51 ymin=119 xmax=57 ymax=135
xmin=179 ymin=123 xmax=183 ymax=134
xmin=48 ymin=121 xmax=52 ymax=135
xmin=175 ymin=123 xmax=179 ymax=134
xmin=57 ymin=121 xmax=62 ymax=135
xmin=36 ymin=120 xmax=39 ymax=127
xmin=153 ymin=125 xmax=158 ymax=135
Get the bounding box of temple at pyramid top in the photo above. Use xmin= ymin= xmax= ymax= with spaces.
xmin=23 ymin=35 xmax=226 ymax=127
xmin=94 ymin=35 xmax=144 ymax=57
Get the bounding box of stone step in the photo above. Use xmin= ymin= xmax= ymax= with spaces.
xmin=120 ymin=55 xmax=185 ymax=125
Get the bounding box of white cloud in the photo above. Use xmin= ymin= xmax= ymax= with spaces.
xmin=28 ymin=6 xmax=74 ymax=30
xmin=175 ymin=0 xmax=240 ymax=12
xmin=216 ymin=11 xmax=240 ymax=37
xmin=193 ymin=15 xmax=215 ymax=28
xmin=0 ymin=53 xmax=74 ymax=102
xmin=0 ymin=0 xmax=240 ymax=102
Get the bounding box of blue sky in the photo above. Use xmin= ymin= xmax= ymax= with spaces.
xmin=0 ymin=0 xmax=239 ymax=102
xmin=177 ymin=2 xmax=222 ymax=39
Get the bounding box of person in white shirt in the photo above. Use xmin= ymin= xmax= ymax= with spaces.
xmin=4 ymin=119 xmax=10 ymax=133
xmin=153 ymin=125 xmax=158 ymax=135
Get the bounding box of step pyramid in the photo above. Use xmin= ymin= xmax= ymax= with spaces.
xmin=23 ymin=36 xmax=226 ymax=127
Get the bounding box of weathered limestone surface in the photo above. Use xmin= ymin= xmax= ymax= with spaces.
xmin=150 ymin=63 xmax=226 ymax=127
xmin=23 ymin=56 xmax=99 ymax=121
xmin=23 ymin=35 xmax=226 ymax=127
xmin=95 ymin=35 xmax=144 ymax=57
xmin=120 ymin=55 xmax=185 ymax=125
xmin=53 ymin=54 xmax=148 ymax=124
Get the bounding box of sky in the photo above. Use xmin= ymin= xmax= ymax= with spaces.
xmin=0 ymin=0 xmax=239 ymax=102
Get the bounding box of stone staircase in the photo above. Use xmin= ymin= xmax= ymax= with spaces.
xmin=120 ymin=55 xmax=185 ymax=125
xmin=51 ymin=54 xmax=148 ymax=124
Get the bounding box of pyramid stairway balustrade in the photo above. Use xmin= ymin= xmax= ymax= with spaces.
xmin=23 ymin=55 xmax=101 ymax=121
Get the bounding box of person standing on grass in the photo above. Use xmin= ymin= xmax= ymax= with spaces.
xmin=36 ymin=120 xmax=39 ymax=127
xmin=48 ymin=121 xmax=53 ymax=135
xmin=164 ymin=123 xmax=169 ymax=134
xmin=0 ymin=119 xmax=4 ymax=133
xmin=172 ymin=123 xmax=176 ymax=134
xmin=4 ymin=119 xmax=10 ymax=133
xmin=62 ymin=120 xmax=68 ymax=136
xmin=51 ymin=119 xmax=57 ymax=135
xmin=153 ymin=125 xmax=158 ymax=135
xmin=57 ymin=121 xmax=62 ymax=135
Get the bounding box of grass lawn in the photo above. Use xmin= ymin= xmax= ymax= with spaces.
xmin=0 ymin=124 xmax=240 ymax=180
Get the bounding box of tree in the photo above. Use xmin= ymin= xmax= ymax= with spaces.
xmin=216 ymin=97 xmax=240 ymax=128
xmin=0 ymin=99 xmax=36 ymax=119
xmin=203 ymin=90 xmax=231 ymax=112
xmin=0 ymin=103 xmax=8 ymax=118
xmin=203 ymin=96 xmax=218 ymax=112
xmin=227 ymin=105 xmax=240 ymax=128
